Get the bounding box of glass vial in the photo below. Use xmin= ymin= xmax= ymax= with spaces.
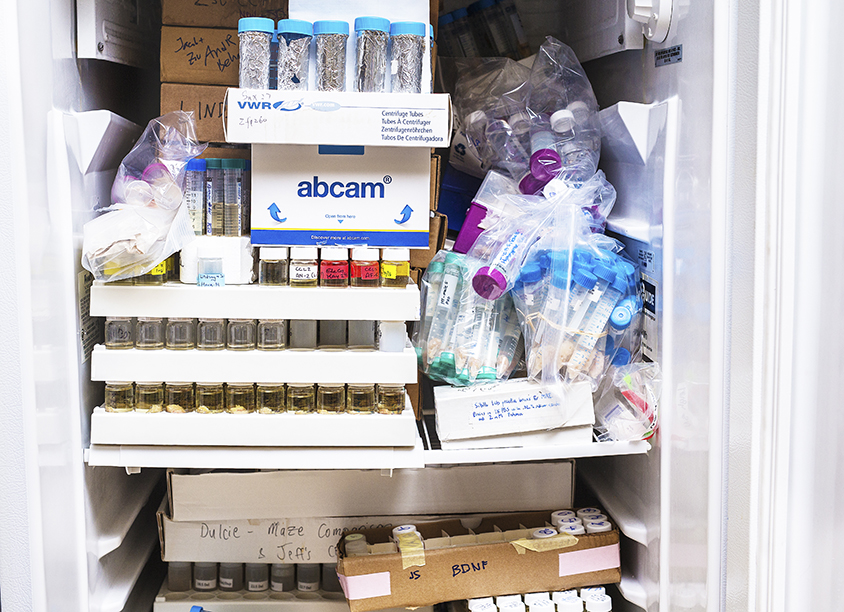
xmin=348 ymin=320 xmax=376 ymax=350
xmin=354 ymin=17 xmax=390 ymax=93
xmin=135 ymin=317 xmax=164 ymax=349
xmin=319 ymin=247 xmax=349 ymax=287
xmin=322 ymin=563 xmax=343 ymax=592
xmin=205 ymin=158 xmax=224 ymax=236
xmin=259 ymin=246 xmax=289 ymax=285
xmin=346 ymin=384 xmax=375 ymax=414
xmin=226 ymin=383 xmax=256 ymax=413
xmin=314 ymin=20 xmax=349 ymax=91
xmin=135 ymin=382 xmax=164 ymax=413
xmin=167 ymin=561 xmax=192 ymax=592
xmin=289 ymin=320 xmax=317 ymax=350
xmin=166 ymin=318 xmax=196 ymax=350
xmin=197 ymin=241 xmax=225 ymax=287
xmin=246 ymin=563 xmax=270 ymax=592
xmin=318 ymin=320 xmax=347 ymax=350
xmin=219 ymin=562 xmax=244 ymax=592
xmin=193 ymin=562 xmax=218 ymax=591
xmin=258 ymin=319 xmax=288 ymax=350
xmin=297 ymin=563 xmax=321 ymax=592
xmin=289 ymin=247 xmax=319 ymax=287
xmin=377 ymin=384 xmax=405 ymax=414
xmin=227 ymin=319 xmax=257 ymax=350
xmin=165 ymin=382 xmax=195 ymax=413
xmin=350 ymin=247 xmax=380 ymax=287
xmin=389 ymin=22 xmax=426 ymax=94
xmin=134 ymin=260 xmax=167 ymax=285
xmin=380 ymin=248 xmax=410 ymax=288
xmin=104 ymin=381 xmax=133 ymax=413
xmin=184 ymin=158 xmax=207 ymax=235
xmin=257 ymin=383 xmax=286 ymax=413
xmin=287 ymin=383 xmax=316 ymax=413
xmin=196 ymin=383 xmax=225 ymax=414
xmin=277 ymin=19 xmax=312 ymax=90
xmin=238 ymin=17 xmax=275 ymax=89
xmin=197 ymin=318 xmax=226 ymax=350
xmin=317 ymin=384 xmax=346 ymax=413
xmin=105 ymin=317 xmax=134 ymax=349
xmin=271 ymin=564 xmax=296 ymax=592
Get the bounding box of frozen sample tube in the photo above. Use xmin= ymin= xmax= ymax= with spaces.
xmin=585 ymin=521 xmax=613 ymax=534
xmin=167 ymin=561 xmax=191 ymax=592
xmin=580 ymin=587 xmax=607 ymax=601
xmin=257 ymin=383 xmax=286 ymax=413
xmin=531 ymin=528 xmax=558 ymax=539
xmin=222 ymin=159 xmax=244 ymax=236
xmin=553 ymin=516 xmax=583 ymax=528
xmin=135 ymin=382 xmax=164 ymax=413
xmin=238 ymin=17 xmax=275 ymax=89
xmin=390 ymin=22 xmax=426 ymax=93
xmin=468 ymin=598 xmax=495 ymax=611
xmin=418 ymin=260 xmax=444 ymax=363
xmin=205 ymin=158 xmax=224 ymax=235
xmin=500 ymin=603 xmax=527 ymax=612
xmin=165 ymin=382 xmax=194 ymax=413
xmin=166 ymin=318 xmax=195 ymax=350
xmin=551 ymin=510 xmax=577 ymax=522
xmin=271 ymin=564 xmax=295 ymax=591
xmin=529 ymin=600 xmax=555 ymax=612
xmin=193 ymin=561 xmax=217 ymax=591
xmin=289 ymin=320 xmax=317 ymax=350
xmin=314 ymin=20 xmax=349 ymax=91
xmin=135 ymin=317 xmax=164 ymax=350
xmin=104 ymin=382 xmax=133 ymax=413
xmin=105 ymin=317 xmax=133 ymax=349
xmin=496 ymin=595 xmax=523 ymax=607
xmin=345 ymin=533 xmax=369 ymax=555
xmin=219 ymin=562 xmax=244 ymax=591
xmin=297 ymin=563 xmax=320 ymax=591
xmin=556 ymin=595 xmax=585 ymax=612
xmin=567 ymin=273 xmax=626 ymax=380
xmin=524 ymin=593 xmax=551 ymax=605
xmin=354 ymin=17 xmax=390 ymax=93
xmin=196 ymin=383 xmax=224 ymax=414
xmin=259 ymin=246 xmax=289 ymax=285
xmin=579 ymin=513 xmax=608 ymax=523
xmin=226 ymin=383 xmax=255 ymax=413
xmin=585 ymin=594 xmax=613 ymax=612
xmin=277 ymin=19 xmax=312 ymax=90
xmin=184 ymin=158 xmax=206 ymax=235
xmin=496 ymin=0 xmax=531 ymax=57
xmin=348 ymin=320 xmax=376 ymax=350
xmin=426 ymin=252 xmax=464 ymax=364
xmin=246 ymin=563 xmax=269 ymax=591
xmin=552 ymin=591 xmax=580 ymax=605
xmin=227 ymin=319 xmax=256 ymax=350
xmin=258 ymin=319 xmax=287 ymax=350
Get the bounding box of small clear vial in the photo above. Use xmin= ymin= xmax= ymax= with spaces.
xmin=104 ymin=381 xmax=133 ymax=413
xmin=219 ymin=562 xmax=244 ymax=592
xmin=287 ymin=383 xmax=316 ymax=413
xmin=197 ymin=318 xmax=226 ymax=350
xmin=317 ymin=384 xmax=346 ymax=413
xmin=346 ymin=384 xmax=375 ymax=414
xmin=277 ymin=19 xmax=313 ymax=91
xmin=135 ymin=317 xmax=164 ymax=349
xmin=104 ymin=317 xmax=134 ymax=349
xmin=165 ymin=318 xmax=196 ymax=350
xmin=297 ymin=563 xmax=320 ymax=592
xmin=377 ymin=384 xmax=405 ymax=414
xmin=348 ymin=320 xmax=376 ymax=350
xmin=259 ymin=246 xmax=289 ymax=285
xmin=319 ymin=247 xmax=349 ymax=287
xmin=193 ymin=562 xmax=218 ymax=591
xmin=226 ymin=383 xmax=256 ymax=413
xmin=167 ymin=561 xmax=192 ymax=592
xmin=165 ymin=382 xmax=195 ymax=413
xmin=197 ymin=242 xmax=225 ymax=287
xmin=289 ymin=320 xmax=317 ymax=350
xmin=227 ymin=319 xmax=257 ymax=350
xmin=318 ymin=320 xmax=347 ymax=350
xmin=289 ymin=247 xmax=319 ymax=287
xmin=238 ymin=17 xmax=274 ymax=89
xmin=380 ymin=248 xmax=411 ymax=288
xmin=270 ymin=564 xmax=295 ymax=592
xmin=350 ymin=248 xmax=380 ymax=287
xmin=257 ymin=383 xmax=286 ymax=413
xmin=258 ymin=319 xmax=288 ymax=350
xmin=135 ymin=382 xmax=164 ymax=413
xmin=245 ymin=563 xmax=269 ymax=592
xmin=196 ymin=383 xmax=225 ymax=414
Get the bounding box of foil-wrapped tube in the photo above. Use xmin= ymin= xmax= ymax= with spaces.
xmin=355 ymin=29 xmax=389 ymax=93
xmin=316 ymin=33 xmax=348 ymax=91
xmin=239 ymin=30 xmax=272 ymax=89
xmin=390 ymin=33 xmax=424 ymax=94
xmin=278 ymin=33 xmax=311 ymax=90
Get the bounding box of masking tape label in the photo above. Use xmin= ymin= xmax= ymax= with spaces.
xmin=338 ymin=571 xmax=392 ymax=600
xmin=558 ymin=543 xmax=620 ymax=576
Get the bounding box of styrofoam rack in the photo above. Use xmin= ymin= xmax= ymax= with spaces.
xmin=90 ymin=344 xmax=418 ymax=384
xmin=89 ymin=282 xmax=421 ymax=321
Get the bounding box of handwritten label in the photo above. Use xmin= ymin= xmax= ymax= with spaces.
xmin=469 ymin=390 xmax=559 ymax=425
xmin=452 ymin=561 xmax=488 ymax=577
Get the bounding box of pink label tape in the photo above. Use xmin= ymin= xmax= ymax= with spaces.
xmin=558 ymin=544 xmax=620 ymax=576
xmin=338 ymin=571 xmax=392 ymax=600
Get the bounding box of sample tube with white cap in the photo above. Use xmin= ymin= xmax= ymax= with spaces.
xmin=555 ymin=595 xmax=585 ymax=612
xmin=576 ymin=507 xmax=603 ymax=518
xmin=524 ymin=592 xmax=551 ymax=605
xmin=345 ymin=533 xmax=369 ymax=556
xmin=579 ymin=513 xmax=608 ymax=524
xmin=529 ymin=599 xmax=555 ymax=612
xmin=585 ymin=521 xmax=613 ymax=534
xmin=580 ymin=586 xmax=606 ymax=601
xmin=531 ymin=528 xmax=558 ymax=540
xmin=468 ymin=597 xmax=495 ymax=611
xmin=550 ymin=510 xmax=577 ymax=523
xmin=500 ymin=602 xmax=526 ymax=612
xmin=496 ymin=594 xmax=523 ymax=607
xmin=558 ymin=524 xmax=586 ymax=536
xmin=584 ymin=593 xmax=613 ymax=612
xmin=553 ymin=516 xmax=583 ymax=528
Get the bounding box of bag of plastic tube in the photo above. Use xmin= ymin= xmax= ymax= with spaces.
xmin=413 ymin=250 xmax=522 ymax=386
xmin=593 ymin=361 xmax=661 ymax=441
xmin=81 ymin=111 xmax=207 ymax=282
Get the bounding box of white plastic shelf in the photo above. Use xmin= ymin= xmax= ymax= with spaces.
xmin=90 ymin=344 xmax=418 ymax=384
xmin=422 ymin=440 xmax=651 ymax=465
xmin=90 ymin=282 xmax=420 ymax=321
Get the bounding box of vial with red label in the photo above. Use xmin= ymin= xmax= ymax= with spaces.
xmin=320 ymin=247 xmax=349 ymax=287
xmin=350 ymin=247 xmax=380 ymax=287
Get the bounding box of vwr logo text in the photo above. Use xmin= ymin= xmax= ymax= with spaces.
xmin=297 ymin=176 xmax=388 ymax=199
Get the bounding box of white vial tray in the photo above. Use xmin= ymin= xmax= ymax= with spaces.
xmin=90 ymin=344 xmax=418 ymax=384
xmin=90 ymin=282 xmax=421 ymax=321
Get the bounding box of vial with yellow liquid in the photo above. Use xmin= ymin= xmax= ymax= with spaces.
xmin=134 ymin=260 xmax=168 ymax=285
xmin=346 ymin=384 xmax=375 ymax=413
xmin=104 ymin=381 xmax=134 ymax=413
xmin=196 ymin=383 xmax=225 ymax=413
xmin=226 ymin=383 xmax=256 ymax=413
xmin=377 ymin=384 xmax=405 ymax=414
xmin=165 ymin=382 xmax=195 ymax=413
xmin=380 ymin=248 xmax=410 ymax=288
xmin=135 ymin=382 xmax=164 ymax=413
xmin=257 ymin=383 xmax=286 ymax=413
xmin=317 ymin=384 xmax=346 ymax=413
xmin=287 ymin=383 xmax=316 ymax=413
xmin=258 ymin=320 xmax=287 ymax=350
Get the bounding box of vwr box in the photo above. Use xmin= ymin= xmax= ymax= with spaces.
xmin=335 ymin=511 xmax=620 ymax=612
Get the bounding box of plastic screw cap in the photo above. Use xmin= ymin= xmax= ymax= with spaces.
xmin=592 ymin=263 xmax=617 ymax=284
xmin=238 ymin=17 xmax=275 ymax=33
xmin=473 ymin=267 xmax=508 ymax=300
xmin=611 ymin=304 xmax=633 ymax=330
xmin=550 ymin=109 xmax=575 ymax=133
xmin=519 ymin=173 xmax=549 ymax=195
xmin=438 ymin=13 xmax=455 ymax=26
xmin=355 ymin=17 xmax=391 ymax=33
xmin=186 ymin=158 xmax=206 ymax=171
xmin=278 ymin=19 xmax=313 ymax=36
xmin=519 ymin=262 xmax=542 ymax=284
xmin=444 ymin=251 xmax=463 ymax=266
xmin=313 ymin=20 xmax=350 ymax=35
xmin=584 ymin=594 xmax=613 ymax=612
xmin=550 ymin=269 xmax=571 ymax=290
xmin=612 ymin=348 xmax=631 ymax=366
xmin=567 ymin=100 xmax=591 ymax=124
xmin=428 ymin=260 xmax=445 ymax=274
xmin=530 ymin=149 xmax=563 ymax=181
xmin=572 ymin=269 xmax=598 ymax=290
xmin=390 ymin=21 xmax=427 ymax=37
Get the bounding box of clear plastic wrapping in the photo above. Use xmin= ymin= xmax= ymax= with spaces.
xmin=355 ymin=29 xmax=389 ymax=93
xmin=316 ymin=33 xmax=348 ymax=91
xmin=239 ymin=30 xmax=272 ymax=89
xmin=593 ymin=362 xmax=661 ymax=441
xmin=391 ymin=34 xmax=425 ymax=94
xmin=278 ymin=33 xmax=312 ymax=90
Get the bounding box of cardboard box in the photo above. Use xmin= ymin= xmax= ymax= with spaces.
xmin=225 ymin=90 xmax=451 ymax=147
xmin=161 ymin=26 xmax=239 ymax=86
xmin=167 ymin=463 xmax=574 ymax=522
xmin=410 ymin=212 xmax=447 ymax=269
xmin=250 ymin=144 xmax=431 ymax=247
xmin=430 ymin=154 xmax=441 ymax=212
xmin=434 ymin=380 xmax=595 ymax=442
xmin=162 ymin=0 xmax=287 ymax=28
xmin=160 ymin=83 xmax=227 ymax=142
xmin=335 ymin=511 xmax=621 ymax=612
xmin=198 ymin=145 xmax=250 ymax=160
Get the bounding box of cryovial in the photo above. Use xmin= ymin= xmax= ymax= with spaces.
xmin=165 ymin=382 xmax=195 ymax=413
xmin=238 ymin=17 xmax=275 ymax=89
xmin=345 ymin=533 xmax=369 ymax=555
xmin=531 ymin=528 xmax=558 ymax=539
xmin=184 ymin=158 xmax=206 ymax=235
xmin=314 ymin=20 xmax=349 ymax=91
xmin=551 ymin=510 xmax=577 ymax=522
xmin=389 ymin=22 xmax=426 ymax=94
xmin=524 ymin=593 xmax=551 ymax=605
xmin=196 ymin=383 xmax=225 ymax=414
xmin=354 ymin=17 xmax=390 ymax=92
xmin=585 ymin=521 xmax=613 ymax=534
xmin=585 ymin=594 xmax=613 ymax=612
xmin=576 ymin=507 xmax=603 ymax=518
xmin=246 ymin=563 xmax=269 ymax=591
xmin=226 ymin=383 xmax=256 ymax=413
xmin=558 ymin=523 xmax=586 ymax=536
xmin=259 ymin=246 xmax=289 ymax=285
xmin=104 ymin=317 xmax=133 ymax=349
xmin=135 ymin=382 xmax=164 ymax=413
xmin=104 ymin=382 xmax=133 ymax=413
xmin=257 ymin=383 xmax=286 ymax=413
xmin=277 ymin=19 xmax=312 ymax=90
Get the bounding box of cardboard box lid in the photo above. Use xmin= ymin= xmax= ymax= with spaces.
xmin=160 ymin=27 xmax=239 ymax=86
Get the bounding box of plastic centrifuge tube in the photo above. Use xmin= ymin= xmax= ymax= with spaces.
xmin=567 ymin=271 xmax=625 ymax=381
xmin=496 ymin=298 xmax=521 ymax=377
xmin=475 ymin=298 xmax=505 ymax=380
xmin=426 ymin=252 xmax=463 ymax=366
xmin=419 ymin=260 xmax=444 ymax=363
xmin=454 ymin=289 xmax=483 ymax=375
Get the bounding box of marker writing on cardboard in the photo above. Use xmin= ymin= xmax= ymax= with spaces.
xmin=452 ymin=561 xmax=488 ymax=577
xmin=200 ymin=523 xmax=241 ymax=540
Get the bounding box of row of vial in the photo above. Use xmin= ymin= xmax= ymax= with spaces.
xmin=466 ymin=586 xmax=613 ymax=612
xmin=104 ymin=317 xmax=401 ymax=352
xmin=240 ymin=17 xmax=430 ymax=93
xmin=183 ymin=158 xmax=251 ymax=238
xmin=167 ymin=562 xmax=340 ymax=594
xmin=103 ymin=382 xmax=406 ymax=414
xmin=257 ymin=246 xmax=411 ymax=288
xmin=438 ymin=0 xmax=531 ymax=60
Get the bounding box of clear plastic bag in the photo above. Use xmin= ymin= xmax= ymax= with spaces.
xmin=82 ymin=111 xmax=207 ymax=281
xmin=593 ymin=361 xmax=661 ymax=441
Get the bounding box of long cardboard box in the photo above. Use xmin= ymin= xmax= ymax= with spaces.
xmin=160 ymin=83 xmax=227 ymax=142
xmin=161 ymin=26 xmax=239 ymax=86
xmin=162 ymin=0 xmax=287 ymax=28
xmin=336 ymin=511 xmax=621 ymax=611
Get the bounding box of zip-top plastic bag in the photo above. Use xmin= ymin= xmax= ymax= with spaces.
xmin=593 ymin=361 xmax=661 ymax=441
xmin=82 ymin=111 xmax=207 ymax=281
